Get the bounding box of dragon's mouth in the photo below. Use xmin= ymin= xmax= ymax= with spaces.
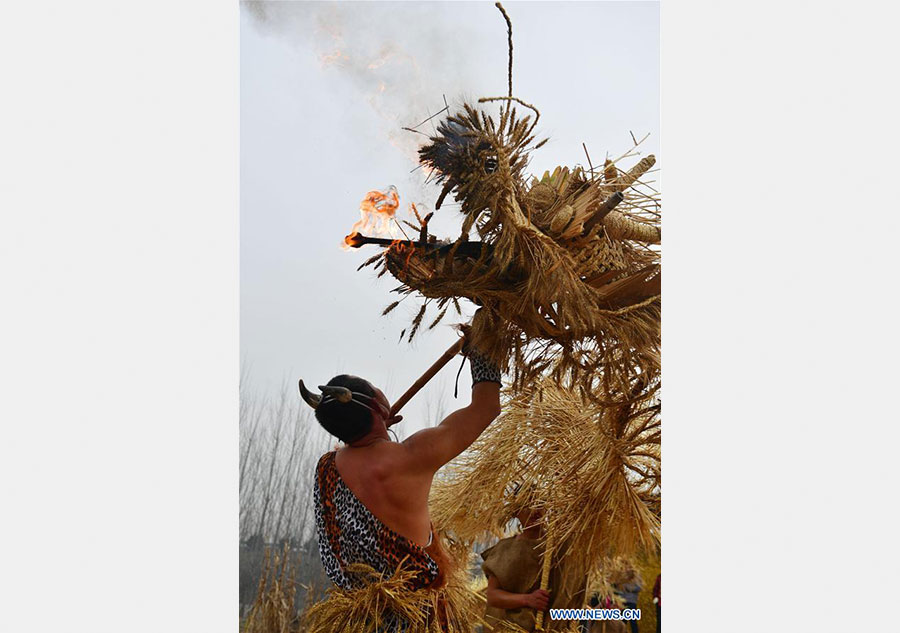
xmin=347 ymin=232 xmax=492 ymax=259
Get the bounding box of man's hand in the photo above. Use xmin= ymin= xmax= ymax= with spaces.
xmin=486 ymin=576 xmax=551 ymax=611
xmin=521 ymin=589 xmax=551 ymax=610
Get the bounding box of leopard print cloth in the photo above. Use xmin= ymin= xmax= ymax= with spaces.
xmin=468 ymin=348 xmax=502 ymax=385
xmin=314 ymin=451 xmax=441 ymax=591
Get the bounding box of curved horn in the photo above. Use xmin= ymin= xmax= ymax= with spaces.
xmin=298 ymin=379 xmax=322 ymax=410
xmin=319 ymin=385 xmax=353 ymax=403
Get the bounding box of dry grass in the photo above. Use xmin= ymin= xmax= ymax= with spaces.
xmin=244 ymin=542 xmax=485 ymax=633
xmin=243 ymin=545 xmax=300 ymax=633
xmin=431 ymin=377 xmax=660 ymax=575
xmin=301 ymin=556 xmax=485 ymax=633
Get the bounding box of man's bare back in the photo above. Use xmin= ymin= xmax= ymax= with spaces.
xmin=333 ymin=381 xmax=500 ymax=547
xmin=301 ymin=326 xmax=503 ymax=590
xmin=334 ymin=441 xmax=434 ymax=546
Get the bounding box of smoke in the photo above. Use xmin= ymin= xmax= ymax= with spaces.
xmin=243 ymin=2 xmax=505 ymax=160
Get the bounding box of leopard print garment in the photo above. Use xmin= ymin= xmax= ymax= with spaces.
xmin=314 ymin=451 xmax=441 ymax=591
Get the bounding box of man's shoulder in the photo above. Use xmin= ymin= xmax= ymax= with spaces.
xmin=481 ymin=536 xmax=520 ymax=561
xmin=367 ymin=441 xmax=416 ymax=472
xmin=315 ymin=450 xmax=335 ymax=471
xmin=340 ymin=442 xmax=414 ymax=481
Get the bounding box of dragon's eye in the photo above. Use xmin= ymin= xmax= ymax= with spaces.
xmin=484 ymin=156 xmax=499 ymax=174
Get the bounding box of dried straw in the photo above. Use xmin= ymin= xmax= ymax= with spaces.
xmin=430 ymin=377 xmax=660 ymax=574
xmin=353 ymin=0 xmax=660 ymax=406
xmin=364 ymin=123 xmax=660 ymax=405
xmin=243 ymin=545 xmax=299 ymax=633
xmin=300 ymin=555 xmax=484 ymax=633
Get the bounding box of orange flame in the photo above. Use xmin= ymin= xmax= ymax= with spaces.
xmin=343 ymin=185 xmax=401 ymax=249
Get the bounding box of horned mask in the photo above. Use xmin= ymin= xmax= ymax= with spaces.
xmin=298 ymin=379 xmax=388 ymax=418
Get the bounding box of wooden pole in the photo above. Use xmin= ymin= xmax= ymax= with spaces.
xmin=389 ymin=338 xmax=466 ymax=416
xmin=580 ymin=191 xmax=624 ymax=236
xmin=534 ymin=528 xmax=555 ymax=631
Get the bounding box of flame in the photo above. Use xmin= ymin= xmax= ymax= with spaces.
xmin=343 ymin=185 xmax=401 ymax=249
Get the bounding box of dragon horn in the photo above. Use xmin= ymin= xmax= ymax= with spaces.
xmin=319 ymin=385 xmax=354 ymax=403
xmin=298 ymin=379 xmax=322 ymax=410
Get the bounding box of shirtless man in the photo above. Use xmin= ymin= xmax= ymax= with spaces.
xmin=298 ymin=330 xmax=502 ymax=592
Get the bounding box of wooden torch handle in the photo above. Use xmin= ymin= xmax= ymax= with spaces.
xmin=389 ymin=337 xmax=466 ymax=417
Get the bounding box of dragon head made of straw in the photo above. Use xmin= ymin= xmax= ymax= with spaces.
xmin=419 ymin=99 xmax=542 ymax=232
xmin=362 ymin=3 xmax=660 ymax=399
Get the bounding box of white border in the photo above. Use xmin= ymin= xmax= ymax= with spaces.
xmin=1 ymin=3 xmax=238 ymax=631
xmin=2 ymin=1 xmax=899 ymax=631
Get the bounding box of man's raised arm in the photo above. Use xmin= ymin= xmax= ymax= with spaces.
xmin=401 ymin=347 xmax=502 ymax=472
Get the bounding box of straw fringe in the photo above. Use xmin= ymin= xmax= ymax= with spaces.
xmin=430 ymin=378 xmax=660 ymax=571
xmin=301 ymin=558 xmax=485 ymax=633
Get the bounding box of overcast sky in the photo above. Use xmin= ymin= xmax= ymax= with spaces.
xmin=240 ymin=1 xmax=659 ymax=432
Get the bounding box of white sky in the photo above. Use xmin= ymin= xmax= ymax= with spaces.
xmin=241 ymin=1 xmax=659 ymax=432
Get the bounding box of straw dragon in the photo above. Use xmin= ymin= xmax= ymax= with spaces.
xmin=355 ymin=18 xmax=661 ymax=401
